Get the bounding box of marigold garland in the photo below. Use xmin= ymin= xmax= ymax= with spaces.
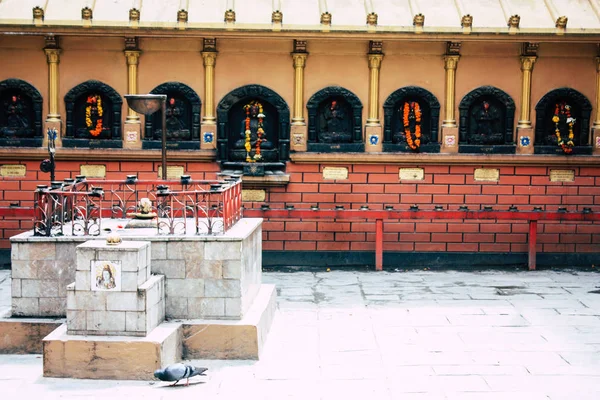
xmin=85 ymin=95 xmax=103 ymax=137
xmin=403 ymin=101 xmax=422 ymax=151
xmin=243 ymin=101 xmax=265 ymax=162
xmin=552 ymin=101 xmax=575 ymax=154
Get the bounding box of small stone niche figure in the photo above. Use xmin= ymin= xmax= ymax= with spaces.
xmin=128 ymin=197 xmax=157 ymax=219
xmin=1 ymin=95 xmax=30 ymax=137
xmin=164 ymin=97 xmax=188 ymax=140
xmin=319 ymin=100 xmax=351 ymax=143
xmin=470 ymin=100 xmax=503 ymax=145
xmin=234 ymin=100 xmax=274 ymax=162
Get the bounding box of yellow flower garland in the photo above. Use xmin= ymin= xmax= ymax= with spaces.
xmin=552 ymin=102 xmax=574 ymax=154
xmin=85 ymin=95 xmax=103 ymax=137
xmin=243 ymin=101 xmax=264 ymax=162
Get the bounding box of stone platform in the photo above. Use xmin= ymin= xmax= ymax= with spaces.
xmin=182 ymin=283 xmax=276 ymax=360
xmin=4 ymin=217 xmax=277 ymax=375
xmin=41 ymin=284 xmax=276 ymax=379
xmin=43 ymin=322 xmax=181 ymax=380
xmin=10 ymin=218 xmax=262 ymax=319
xmin=0 ymin=316 xmax=63 ymax=354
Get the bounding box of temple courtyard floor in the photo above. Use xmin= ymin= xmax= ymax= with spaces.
xmin=1 ymin=267 xmax=600 ymax=399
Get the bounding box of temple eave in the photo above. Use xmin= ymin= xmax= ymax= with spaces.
xmin=1 ymin=24 xmax=600 ymax=41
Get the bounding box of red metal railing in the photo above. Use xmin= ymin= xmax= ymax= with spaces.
xmin=243 ymin=207 xmax=600 ymax=271
xmin=27 ymin=175 xmax=242 ymax=237
xmin=2 ymin=196 xmax=599 ymax=270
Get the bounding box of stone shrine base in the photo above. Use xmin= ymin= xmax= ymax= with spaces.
xmin=0 ymin=316 xmax=63 ymax=354
xmin=43 ymin=322 xmax=181 ymax=380
xmin=4 ymin=217 xmax=277 ymax=380
xmin=40 ymin=284 xmax=276 ymax=380
xmin=183 ymin=283 xmax=276 ymax=360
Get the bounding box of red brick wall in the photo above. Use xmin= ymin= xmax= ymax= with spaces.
xmin=244 ymin=163 xmax=600 ymax=255
xmin=0 ymin=160 xmax=221 ymax=249
xmin=2 ymin=160 xmax=600 ymax=255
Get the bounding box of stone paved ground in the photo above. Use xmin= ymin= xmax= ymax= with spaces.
xmin=1 ymin=268 xmax=600 ymax=399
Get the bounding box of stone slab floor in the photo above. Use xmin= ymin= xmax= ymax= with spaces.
xmin=1 ymin=268 xmax=600 ymax=399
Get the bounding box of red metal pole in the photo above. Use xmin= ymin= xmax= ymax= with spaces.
xmin=375 ymin=219 xmax=383 ymax=271
xmin=528 ymin=220 xmax=537 ymax=271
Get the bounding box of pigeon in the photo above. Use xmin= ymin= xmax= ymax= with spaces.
xmin=154 ymin=363 xmax=208 ymax=386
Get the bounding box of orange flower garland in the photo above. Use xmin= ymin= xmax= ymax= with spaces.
xmin=85 ymin=95 xmax=103 ymax=137
xmin=552 ymin=102 xmax=575 ymax=154
xmin=403 ymin=101 xmax=422 ymax=151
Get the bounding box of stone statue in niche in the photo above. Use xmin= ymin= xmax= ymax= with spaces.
xmin=76 ymin=94 xmax=107 ymax=138
xmin=0 ymin=95 xmax=32 ymax=137
xmin=550 ymin=100 xmax=577 ymax=153
xmin=393 ymin=101 xmax=427 ymax=151
xmin=233 ymin=100 xmax=275 ymax=162
xmin=318 ymin=100 xmax=351 ymax=143
xmin=468 ymin=100 xmax=503 ymax=145
xmin=156 ymin=97 xmax=190 ymax=140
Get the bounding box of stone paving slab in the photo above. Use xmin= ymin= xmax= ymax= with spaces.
xmin=1 ymin=269 xmax=600 ymax=399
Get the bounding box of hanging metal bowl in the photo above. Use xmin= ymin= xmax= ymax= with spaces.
xmin=124 ymin=94 xmax=166 ymax=115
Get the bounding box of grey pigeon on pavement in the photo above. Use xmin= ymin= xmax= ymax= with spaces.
xmin=154 ymin=363 xmax=208 ymax=386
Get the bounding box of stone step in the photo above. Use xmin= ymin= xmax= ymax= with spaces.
xmin=0 ymin=316 xmax=63 ymax=354
xmin=182 ymin=283 xmax=276 ymax=360
xmin=43 ymin=321 xmax=181 ymax=380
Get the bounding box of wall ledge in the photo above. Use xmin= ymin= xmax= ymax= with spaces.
xmin=240 ymin=174 xmax=290 ymax=188
xmin=290 ymin=152 xmax=600 ymax=166
xmin=0 ymin=148 xmax=216 ymax=162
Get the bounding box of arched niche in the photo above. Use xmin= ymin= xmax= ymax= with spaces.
xmin=64 ymin=80 xmax=122 ymax=148
xmin=0 ymin=78 xmax=43 ymax=147
xmin=216 ymin=84 xmax=290 ymax=175
xmin=143 ymin=81 xmax=201 ymax=150
xmin=534 ymin=88 xmax=592 ymax=155
xmin=382 ymin=86 xmax=440 ymax=153
xmin=306 ymin=86 xmax=363 ymax=152
xmin=458 ymin=86 xmax=516 ymax=154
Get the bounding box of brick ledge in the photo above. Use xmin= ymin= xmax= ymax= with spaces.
xmin=0 ymin=148 xmax=216 ymax=162
xmin=290 ymin=152 xmax=600 ymax=166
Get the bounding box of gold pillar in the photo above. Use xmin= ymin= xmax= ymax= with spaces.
xmin=594 ymin=56 xmax=600 ymax=129
xmin=366 ymin=56 xmax=383 ymax=126
xmin=125 ymin=50 xmax=141 ymax=123
xmin=516 ymin=43 xmax=538 ymax=155
xmin=440 ymin=42 xmax=460 ymax=153
xmin=201 ymin=38 xmax=218 ymax=150
xmin=44 ymin=39 xmax=61 ymax=123
xmin=123 ymin=38 xmax=142 ymax=149
xmin=365 ymin=41 xmax=383 ymax=152
xmin=442 ymin=55 xmax=460 ymax=128
xmin=201 ymin=53 xmax=217 ymax=124
xmin=517 ymin=44 xmax=537 ymax=129
xmin=290 ymin=40 xmax=308 ymax=152
xmin=592 ymin=55 xmax=600 ymax=154
xmin=43 ymin=35 xmax=62 ymax=147
xmin=291 ymin=53 xmax=307 ymax=125
xmin=201 ymin=39 xmax=218 ymax=125
xmin=517 ymin=56 xmax=536 ymax=128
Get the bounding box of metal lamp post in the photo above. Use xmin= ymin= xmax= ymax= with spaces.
xmin=40 ymin=128 xmax=57 ymax=182
xmin=124 ymin=94 xmax=168 ymax=179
